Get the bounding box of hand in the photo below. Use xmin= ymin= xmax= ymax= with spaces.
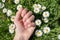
xmin=13 ymin=8 xmax=36 ymax=40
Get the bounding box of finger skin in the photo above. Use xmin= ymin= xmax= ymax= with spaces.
xmin=15 ymin=8 xmax=23 ymax=21
xmin=27 ymin=22 xmax=36 ymax=28
xmin=25 ymin=22 xmax=35 ymax=29
xmin=23 ymin=11 xmax=32 ymax=22
xmin=21 ymin=8 xmax=28 ymax=17
xmin=26 ymin=15 xmax=35 ymax=23
xmin=25 ymin=25 xmax=36 ymax=39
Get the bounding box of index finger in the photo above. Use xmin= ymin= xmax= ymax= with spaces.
xmin=15 ymin=8 xmax=23 ymax=21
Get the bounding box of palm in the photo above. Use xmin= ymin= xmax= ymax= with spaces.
xmin=14 ymin=8 xmax=35 ymax=39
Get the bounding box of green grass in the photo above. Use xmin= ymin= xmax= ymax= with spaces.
xmin=0 ymin=0 xmax=60 ymax=40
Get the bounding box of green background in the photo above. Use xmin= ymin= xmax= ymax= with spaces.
xmin=0 ymin=0 xmax=60 ymax=40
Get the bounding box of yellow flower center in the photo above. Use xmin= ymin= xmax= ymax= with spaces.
xmin=46 ymin=29 xmax=48 ymax=32
xmin=45 ymin=13 xmax=47 ymax=16
xmin=37 ymin=32 xmax=41 ymax=34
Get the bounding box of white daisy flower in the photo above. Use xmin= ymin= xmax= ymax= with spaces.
xmin=42 ymin=6 xmax=46 ymax=10
xmin=43 ymin=27 xmax=50 ymax=34
xmin=9 ymin=24 xmax=16 ymax=30
xmin=9 ymin=29 xmax=14 ymax=34
xmin=43 ymin=18 xmax=49 ymax=23
xmin=14 ymin=0 xmax=20 ymax=4
xmin=9 ymin=24 xmax=15 ymax=34
xmin=2 ymin=8 xmax=7 ymax=13
xmin=6 ymin=10 xmax=12 ymax=16
xmin=35 ymin=19 xmax=42 ymax=26
xmin=17 ymin=4 xmax=22 ymax=10
xmin=43 ymin=11 xmax=50 ymax=18
xmin=2 ymin=0 xmax=6 ymax=3
xmin=11 ymin=16 xmax=15 ymax=22
xmin=0 ymin=3 xmax=4 ymax=8
xmin=33 ymin=4 xmax=41 ymax=9
xmin=35 ymin=30 xmax=43 ymax=37
xmin=58 ymin=35 xmax=60 ymax=39
xmin=34 ymin=8 xmax=40 ymax=13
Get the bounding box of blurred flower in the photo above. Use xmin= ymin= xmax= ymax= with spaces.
xmin=33 ymin=4 xmax=41 ymax=13
xmin=14 ymin=0 xmax=20 ymax=4
xmin=0 ymin=2 xmax=4 ymax=8
xmin=58 ymin=35 xmax=60 ymax=39
xmin=34 ymin=8 xmax=40 ymax=13
xmin=43 ymin=11 xmax=50 ymax=18
xmin=11 ymin=16 xmax=15 ymax=22
xmin=17 ymin=4 xmax=22 ymax=10
xmin=43 ymin=18 xmax=49 ymax=23
xmin=6 ymin=10 xmax=12 ymax=16
xmin=43 ymin=27 xmax=50 ymax=34
xmin=9 ymin=29 xmax=14 ymax=34
xmin=41 ymin=6 xmax=46 ymax=10
xmin=33 ymin=4 xmax=41 ymax=9
xmin=2 ymin=0 xmax=6 ymax=3
xmin=35 ymin=30 xmax=43 ymax=37
xmin=2 ymin=8 xmax=7 ymax=13
xmin=35 ymin=19 xmax=42 ymax=26
xmin=9 ymin=24 xmax=16 ymax=30
xmin=9 ymin=24 xmax=16 ymax=34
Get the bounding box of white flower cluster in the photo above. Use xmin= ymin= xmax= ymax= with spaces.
xmin=0 ymin=0 xmax=12 ymax=17
xmin=2 ymin=8 xmax=13 ymax=17
xmin=34 ymin=4 xmax=51 ymax=37
xmin=43 ymin=11 xmax=50 ymax=23
xmin=14 ymin=0 xmax=22 ymax=10
xmin=33 ymin=4 xmax=50 ymax=24
xmin=1 ymin=0 xmax=22 ymax=34
xmin=33 ymin=4 xmax=46 ymax=13
xmin=35 ymin=26 xmax=50 ymax=37
xmin=33 ymin=4 xmax=41 ymax=13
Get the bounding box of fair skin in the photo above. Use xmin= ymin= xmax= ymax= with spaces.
xmin=13 ymin=8 xmax=36 ymax=40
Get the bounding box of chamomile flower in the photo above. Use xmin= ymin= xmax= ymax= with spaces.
xmin=33 ymin=4 xmax=41 ymax=9
xmin=43 ymin=11 xmax=50 ymax=18
xmin=14 ymin=0 xmax=20 ymax=4
xmin=9 ymin=29 xmax=14 ymax=34
xmin=43 ymin=27 xmax=50 ymax=34
xmin=42 ymin=6 xmax=46 ymax=10
xmin=34 ymin=8 xmax=40 ymax=13
xmin=43 ymin=18 xmax=49 ymax=23
xmin=17 ymin=4 xmax=22 ymax=10
xmin=0 ymin=3 xmax=4 ymax=8
xmin=9 ymin=24 xmax=15 ymax=34
xmin=2 ymin=0 xmax=6 ymax=3
xmin=6 ymin=10 xmax=12 ymax=16
xmin=35 ymin=19 xmax=42 ymax=26
xmin=58 ymin=35 xmax=60 ymax=39
xmin=11 ymin=16 xmax=15 ymax=22
xmin=2 ymin=8 xmax=7 ymax=13
xmin=9 ymin=24 xmax=16 ymax=30
xmin=35 ymin=30 xmax=43 ymax=37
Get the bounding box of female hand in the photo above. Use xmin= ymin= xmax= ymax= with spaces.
xmin=13 ymin=8 xmax=36 ymax=40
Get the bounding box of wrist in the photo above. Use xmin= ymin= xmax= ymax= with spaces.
xmin=13 ymin=34 xmax=28 ymax=40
